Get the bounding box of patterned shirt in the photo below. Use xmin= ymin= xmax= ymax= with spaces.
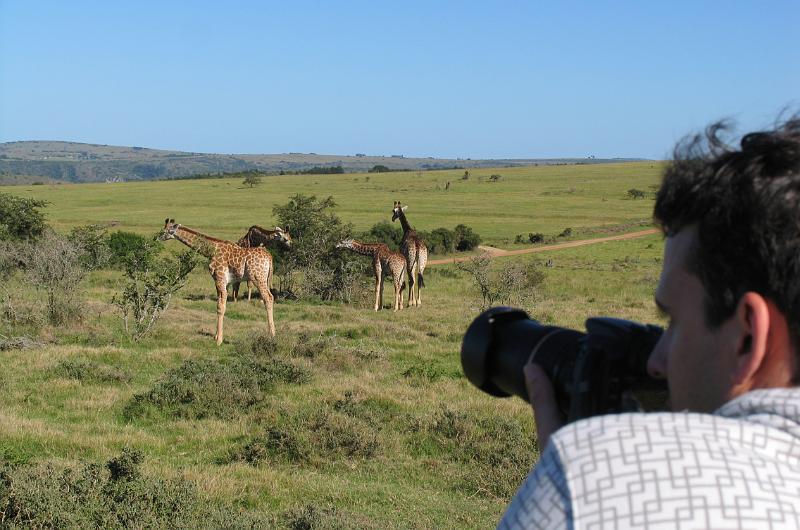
xmin=498 ymin=388 xmax=800 ymax=529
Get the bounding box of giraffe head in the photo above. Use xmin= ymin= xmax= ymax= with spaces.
xmin=391 ymin=201 xmax=407 ymax=222
xmin=336 ymin=238 xmax=355 ymax=250
xmin=274 ymin=226 xmax=293 ymax=248
xmin=159 ymin=218 xmax=180 ymax=240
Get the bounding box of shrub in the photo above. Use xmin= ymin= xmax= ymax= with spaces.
xmin=488 ymin=173 xmax=502 ymax=181
xmin=528 ymin=232 xmax=544 ymax=244
xmin=0 ymin=448 xmax=266 ymax=527
xmin=454 ymin=224 xmax=481 ymax=251
xmin=113 ymin=244 xmax=199 ymax=341
xmin=273 ymin=194 xmax=358 ymax=301
xmin=123 ymin=339 xmax=311 ymax=420
xmin=69 ymin=224 xmax=111 ymax=270
xmin=25 ymin=231 xmax=88 ymax=325
xmin=420 ymin=407 xmax=537 ymax=498
xmin=627 ymin=188 xmax=646 ymax=199
xmin=558 ymin=227 xmax=573 ymax=238
xmin=362 ymin=220 xmax=403 ymax=247
xmin=51 ymin=357 xmax=132 ymax=384
xmin=423 ymin=227 xmax=457 ymax=254
xmin=107 ymin=230 xmax=160 ymax=268
xmin=456 ymin=254 xmax=545 ymax=309
xmin=0 ymin=192 xmax=47 ymax=241
xmin=368 ymin=164 xmax=391 ymax=173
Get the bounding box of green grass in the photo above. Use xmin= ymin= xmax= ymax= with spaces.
xmin=0 ymin=162 xmax=667 ymax=528
xmin=6 ymin=162 xmax=662 ymax=244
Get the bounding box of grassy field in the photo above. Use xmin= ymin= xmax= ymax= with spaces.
xmin=0 ymin=162 xmax=666 ymax=528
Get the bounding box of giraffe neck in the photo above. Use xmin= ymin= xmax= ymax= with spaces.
xmin=247 ymin=226 xmax=280 ymax=246
xmin=345 ymin=240 xmax=383 ymax=257
xmin=173 ymin=226 xmax=220 ymax=258
xmin=397 ymin=211 xmax=412 ymax=235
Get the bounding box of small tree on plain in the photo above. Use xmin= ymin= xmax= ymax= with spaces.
xmin=113 ymin=239 xmax=200 ymax=341
xmin=243 ymin=173 xmax=263 ymax=188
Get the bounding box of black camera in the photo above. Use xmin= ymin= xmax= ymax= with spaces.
xmin=460 ymin=307 xmax=667 ymax=423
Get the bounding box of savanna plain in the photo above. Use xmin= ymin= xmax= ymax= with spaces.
xmin=1 ymin=163 xmax=666 ymax=528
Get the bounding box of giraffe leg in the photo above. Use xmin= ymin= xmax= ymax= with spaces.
xmin=247 ymin=282 xmax=252 ymax=301
xmin=379 ymin=273 xmax=385 ymax=310
xmin=252 ymin=273 xmax=275 ymax=336
xmin=232 ymin=281 xmax=239 ymax=302
xmin=407 ymin=261 xmax=416 ymax=307
xmin=373 ymin=262 xmax=382 ymax=311
xmin=214 ymin=279 xmax=227 ymax=345
xmin=399 ymin=268 xmax=406 ymax=310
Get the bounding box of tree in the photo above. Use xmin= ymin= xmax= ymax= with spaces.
xmin=243 ymin=173 xmax=263 ymax=188
xmin=0 ymin=192 xmax=48 ymax=241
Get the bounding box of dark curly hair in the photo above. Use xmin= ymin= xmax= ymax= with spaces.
xmin=654 ymin=115 xmax=800 ymax=363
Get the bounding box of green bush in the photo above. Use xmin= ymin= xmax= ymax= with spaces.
xmin=51 ymin=357 xmax=132 ymax=384
xmin=69 ymin=224 xmax=111 ymax=270
xmin=107 ymin=231 xmax=160 ymax=268
xmin=454 ymin=224 xmax=481 ymax=251
xmin=0 ymin=448 xmax=272 ymax=528
xmin=0 ymin=192 xmax=47 ymax=242
xmin=123 ymin=336 xmax=311 ymax=420
xmin=362 ymin=220 xmax=403 ymax=247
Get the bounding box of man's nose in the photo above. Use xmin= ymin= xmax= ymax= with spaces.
xmin=647 ymin=338 xmax=668 ymax=379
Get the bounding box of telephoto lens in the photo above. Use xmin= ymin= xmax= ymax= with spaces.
xmin=460 ymin=307 xmax=666 ymax=422
xmin=460 ymin=307 xmax=584 ymax=414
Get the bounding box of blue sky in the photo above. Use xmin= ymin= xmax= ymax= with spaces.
xmin=1 ymin=1 xmax=797 ymax=159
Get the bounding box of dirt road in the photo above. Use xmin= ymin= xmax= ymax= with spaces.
xmin=427 ymin=228 xmax=659 ymax=266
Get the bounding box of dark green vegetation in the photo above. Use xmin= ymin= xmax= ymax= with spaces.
xmin=0 ymin=161 xmax=664 ymax=527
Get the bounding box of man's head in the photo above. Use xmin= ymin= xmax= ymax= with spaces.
xmin=648 ymin=116 xmax=800 ymax=412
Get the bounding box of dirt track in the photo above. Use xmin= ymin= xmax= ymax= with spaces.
xmin=427 ymin=228 xmax=660 ymax=266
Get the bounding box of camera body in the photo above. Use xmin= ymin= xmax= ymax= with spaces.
xmin=461 ymin=307 xmax=667 ymax=423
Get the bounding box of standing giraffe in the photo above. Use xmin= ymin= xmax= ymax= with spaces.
xmin=336 ymin=239 xmax=407 ymax=311
xmin=159 ymin=219 xmax=276 ymax=344
xmin=233 ymin=225 xmax=292 ymax=301
xmin=392 ymin=201 xmax=428 ymax=307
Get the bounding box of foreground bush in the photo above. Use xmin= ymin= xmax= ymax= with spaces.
xmin=0 ymin=448 xmax=270 ymax=528
xmin=124 ymin=335 xmax=311 ymax=420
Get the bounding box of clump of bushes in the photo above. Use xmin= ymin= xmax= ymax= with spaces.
xmin=410 ymin=407 xmax=537 ymax=498
xmin=50 ymin=357 xmax=132 ymax=384
xmin=0 ymin=192 xmax=47 ymax=242
xmin=228 ymin=391 xmax=391 ymax=467
xmin=456 ymin=254 xmax=545 ymax=309
xmin=361 ymin=222 xmax=481 ymax=255
xmin=123 ymin=335 xmax=311 ymax=420
xmin=0 ymin=448 xmax=269 ymax=527
xmin=273 ymin=194 xmax=367 ymax=302
xmin=24 ymin=230 xmax=89 ymax=326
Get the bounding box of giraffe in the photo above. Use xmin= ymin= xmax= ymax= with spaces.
xmin=159 ymin=219 xmax=275 ymax=344
xmin=232 ymin=225 xmax=292 ymax=301
xmin=336 ymin=239 xmax=407 ymax=311
xmin=392 ymin=201 xmax=428 ymax=307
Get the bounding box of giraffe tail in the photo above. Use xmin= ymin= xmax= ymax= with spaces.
xmin=417 ymin=272 xmax=425 ymax=288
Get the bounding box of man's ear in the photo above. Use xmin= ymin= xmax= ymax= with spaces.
xmin=729 ymin=292 xmax=795 ymax=391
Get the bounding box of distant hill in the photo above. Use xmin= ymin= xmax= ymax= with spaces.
xmin=0 ymin=141 xmax=642 ymax=184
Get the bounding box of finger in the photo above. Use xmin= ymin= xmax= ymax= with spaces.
xmin=524 ymin=363 xmax=563 ymax=451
